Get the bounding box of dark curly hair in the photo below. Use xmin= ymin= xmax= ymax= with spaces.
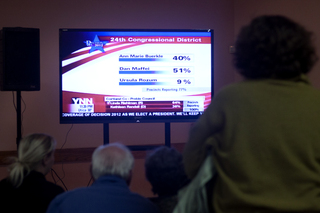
xmin=145 ymin=146 xmax=189 ymax=196
xmin=234 ymin=15 xmax=318 ymax=79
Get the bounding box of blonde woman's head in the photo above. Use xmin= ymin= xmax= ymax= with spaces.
xmin=8 ymin=133 xmax=56 ymax=188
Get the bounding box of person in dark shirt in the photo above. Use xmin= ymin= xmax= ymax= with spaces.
xmin=0 ymin=133 xmax=64 ymax=213
xmin=145 ymin=146 xmax=189 ymax=213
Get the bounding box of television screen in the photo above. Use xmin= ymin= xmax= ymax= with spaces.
xmin=59 ymin=29 xmax=213 ymax=123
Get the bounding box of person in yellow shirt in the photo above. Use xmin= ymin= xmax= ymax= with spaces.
xmin=183 ymin=15 xmax=320 ymax=213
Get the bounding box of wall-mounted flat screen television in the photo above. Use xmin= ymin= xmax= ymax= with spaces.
xmin=59 ymin=29 xmax=213 ymax=123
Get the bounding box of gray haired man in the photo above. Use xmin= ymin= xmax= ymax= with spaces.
xmin=47 ymin=143 xmax=160 ymax=213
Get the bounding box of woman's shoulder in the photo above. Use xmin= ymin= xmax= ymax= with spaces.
xmin=22 ymin=171 xmax=64 ymax=194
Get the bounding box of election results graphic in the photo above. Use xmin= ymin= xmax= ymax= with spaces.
xmin=60 ymin=29 xmax=213 ymax=122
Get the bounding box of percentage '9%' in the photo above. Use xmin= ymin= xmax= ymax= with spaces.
xmin=177 ymin=79 xmax=191 ymax=84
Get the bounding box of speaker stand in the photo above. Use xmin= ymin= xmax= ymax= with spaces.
xmin=103 ymin=123 xmax=171 ymax=150
xmin=16 ymin=90 xmax=22 ymax=148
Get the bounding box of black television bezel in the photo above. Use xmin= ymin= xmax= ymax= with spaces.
xmin=59 ymin=28 xmax=214 ymax=124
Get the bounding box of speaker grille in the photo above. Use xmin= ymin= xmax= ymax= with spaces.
xmin=0 ymin=27 xmax=40 ymax=91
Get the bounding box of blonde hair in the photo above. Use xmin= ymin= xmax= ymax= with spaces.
xmin=7 ymin=133 xmax=56 ymax=188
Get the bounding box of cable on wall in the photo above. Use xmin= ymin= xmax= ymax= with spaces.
xmin=51 ymin=124 xmax=74 ymax=190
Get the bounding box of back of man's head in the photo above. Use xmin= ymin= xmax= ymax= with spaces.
xmin=145 ymin=146 xmax=189 ymax=196
xmin=91 ymin=143 xmax=134 ymax=181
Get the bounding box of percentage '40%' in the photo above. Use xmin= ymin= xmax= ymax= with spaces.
xmin=173 ymin=55 xmax=191 ymax=61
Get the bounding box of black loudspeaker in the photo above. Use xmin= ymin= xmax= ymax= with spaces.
xmin=0 ymin=27 xmax=40 ymax=91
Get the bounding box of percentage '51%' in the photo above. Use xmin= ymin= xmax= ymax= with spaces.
xmin=173 ymin=67 xmax=192 ymax=73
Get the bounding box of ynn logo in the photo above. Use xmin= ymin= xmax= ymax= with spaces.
xmin=72 ymin=98 xmax=93 ymax=105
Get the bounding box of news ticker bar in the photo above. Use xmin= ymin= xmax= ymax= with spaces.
xmin=62 ymin=111 xmax=203 ymax=118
